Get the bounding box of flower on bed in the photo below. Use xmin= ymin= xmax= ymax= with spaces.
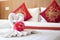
xmin=14 ymin=21 xmax=25 ymax=32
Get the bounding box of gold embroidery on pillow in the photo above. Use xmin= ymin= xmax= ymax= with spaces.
xmin=45 ymin=6 xmax=60 ymax=21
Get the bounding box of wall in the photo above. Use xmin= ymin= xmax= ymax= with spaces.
xmin=0 ymin=0 xmax=7 ymax=1
xmin=0 ymin=0 xmax=60 ymax=19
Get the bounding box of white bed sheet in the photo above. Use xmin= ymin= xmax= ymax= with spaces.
xmin=0 ymin=20 xmax=60 ymax=40
xmin=0 ymin=34 xmax=59 ymax=40
xmin=0 ymin=29 xmax=60 ymax=40
xmin=0 ymin=20 xmax=60 ymax=29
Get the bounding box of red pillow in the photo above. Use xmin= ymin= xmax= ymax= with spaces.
xmin=40 ymin=0 xmax=60 ymax=22
xmin=13 ymin=3 xmax=32 ymax=21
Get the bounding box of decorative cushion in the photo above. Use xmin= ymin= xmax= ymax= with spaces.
xmin=13 ymin=3 xmax=32 ymax=21
xmin=40 ymin=0 xmax=60 ymax=22
xmin=28 ymin=8 xmax=40 ymax=22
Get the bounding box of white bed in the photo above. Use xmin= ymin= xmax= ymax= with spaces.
xmin=0 ymin=30 xmax=60 ymax=40
xmin=0 ymin=20 xmax=60 ymax=40
xmin=0 ymin=29 xmax=60 ymax=40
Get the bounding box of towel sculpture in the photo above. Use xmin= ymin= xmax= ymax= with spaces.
xmin=4 ymin=13 xmax=37 ymax=38
xmin=8 ymin=13 xmax=24 ymax=29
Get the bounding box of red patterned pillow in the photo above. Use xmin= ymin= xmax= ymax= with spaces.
xmin=40 ymin=0 xmax=60 ymax=22
xmin=13 ymin=3 xmax=32 ymax=21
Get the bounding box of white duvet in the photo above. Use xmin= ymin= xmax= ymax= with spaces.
xmin=0 ymin=28 xmax=60 ymax=40
xmin=0 ymin=34 xmax=59 ymax=40
xmin=0 ymin=20 xmax=60 ymax=40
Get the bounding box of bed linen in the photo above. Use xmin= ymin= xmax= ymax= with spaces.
xmin=0 ymin=29 xmax=60 ymax=40
xmin=0 ymin=34 xmax=59 ymax=40
xmin=0 ymin=20 xmax=60 ymax=40
xmin=0 ymin=20 xmax=60 ymax=28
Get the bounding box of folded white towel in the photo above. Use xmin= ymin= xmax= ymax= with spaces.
xmin=3 ymin=30 xmax=39 ymax=38
xmin=8 ymin=13 xmax=24 ymax=28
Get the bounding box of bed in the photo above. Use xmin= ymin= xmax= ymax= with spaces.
xmin=0 ymin=0 xmax=60 ymax=40
xmin=0 ymin=20 xmax=60 ymax=40
xmin=0 ymin=29 xmax=60 ymax=40
xmin=0 ymin=8 xmax=60 ymax=40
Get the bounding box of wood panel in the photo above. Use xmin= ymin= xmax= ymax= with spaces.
xmin=0 ymin=0 xmax=60 ymax=19
xmin=0 ymin=0 xmax=7 ymax=1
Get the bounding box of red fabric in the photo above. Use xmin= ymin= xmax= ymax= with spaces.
xmin=14 ymin=22 xmax=25 ymax=32
xmin=25 ymin=26 xmax=60 ymax=30
xmin=13 ymin=3 xmax=32 ymax=21
xmin=40 ymin=0 xmax=60 ymax=22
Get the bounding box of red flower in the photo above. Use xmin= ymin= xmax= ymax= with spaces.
xmin=14 ymin=21 xmax=25 ymax=32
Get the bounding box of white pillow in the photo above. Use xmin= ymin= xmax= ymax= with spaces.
xmin=39 ymin=15 xmax=47 ymax=22
xmin=27 ymin=8 xmax=40 ymax=22
xmin=40 ymin=7 xmax=46 ymax=13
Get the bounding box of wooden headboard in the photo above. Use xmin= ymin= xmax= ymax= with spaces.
xmin=0 ymin=0 xmax=60 ymax=19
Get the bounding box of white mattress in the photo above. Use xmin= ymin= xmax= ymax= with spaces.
xmin=0 ymin=29 xmax=60 ymax=40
